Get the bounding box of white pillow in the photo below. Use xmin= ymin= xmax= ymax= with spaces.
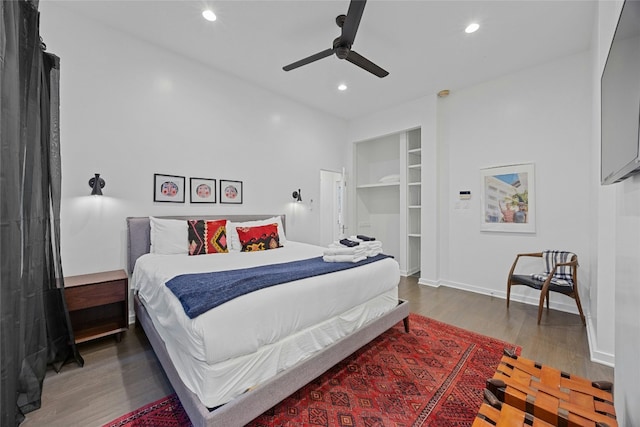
xmin=227 ymin=216 xmax=287 ymax=251
xmin=149 ymin=217 xmax=188 ymax=255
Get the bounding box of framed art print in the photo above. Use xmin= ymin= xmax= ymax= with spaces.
xmin=154 ymin=174 xmax=185 ymax=203
xmin=220 ymin=179 xmax=243 ymax=204
xmin=480 ymin=163 xmax=535 ymax=233
xmin=190 ymin=177 xmax=216 ymax=203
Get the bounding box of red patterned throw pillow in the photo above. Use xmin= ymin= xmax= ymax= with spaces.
xmin=187 ymin=220 xmax=228 ymax=255
xmin=236 ymin=223 xmax=281 ymax=252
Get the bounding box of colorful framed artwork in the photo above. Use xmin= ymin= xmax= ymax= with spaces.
xmin=220 ymin=179 xmax=243 ymax=204
xmin=190 ymin=178 xmax=216 ymax=204
xmin=480 ymin=163 xmax=535 ymax=233
xmin=153 ymin=173 xmax=185 ymax=203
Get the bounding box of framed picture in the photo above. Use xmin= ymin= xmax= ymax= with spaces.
xmin=220 ymin=179 xmax=243 ymax=204
xmin=480 ymin=163 xmax=535 ymax=233
xmin=190 ymin=178 xmax=216 ymax=204
xmin=153 ymin=173 xmax=185 ymax=203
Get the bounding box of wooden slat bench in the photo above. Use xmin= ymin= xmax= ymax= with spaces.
xmin=484 ymin=350 xmax=617 ymax=427
xmin=473 ymin=389 xmax=556 ymax=427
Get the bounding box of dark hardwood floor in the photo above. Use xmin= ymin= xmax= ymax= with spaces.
xmin=397 ymin=276 xmax=613 ymax=382
xmin=22 ymin=276 xmax=613 ymax=426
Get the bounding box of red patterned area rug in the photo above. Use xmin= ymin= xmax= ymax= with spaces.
xmin=104 ymin=314 xmax=519 ymax=427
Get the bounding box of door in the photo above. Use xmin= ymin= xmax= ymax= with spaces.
xmin=319 ymin=169 xmax=345 ymax=247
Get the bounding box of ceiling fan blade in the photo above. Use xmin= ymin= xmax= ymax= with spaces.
xmin=341 ymin=0 xmax=366 ymax=46
xmin=283 ymin=48 xmax=335 ymax=71
xmin=345 ymin=50 xmax=389 ymax=78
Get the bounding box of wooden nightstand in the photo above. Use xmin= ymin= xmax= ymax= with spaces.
xmin=64 ymin=269 xmax=129 ymax=344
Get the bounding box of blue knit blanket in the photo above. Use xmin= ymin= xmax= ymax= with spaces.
xmin=166 ymin=254 xmax=392 ymax=319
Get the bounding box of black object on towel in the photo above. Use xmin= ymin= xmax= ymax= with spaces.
xmin=340 ymin=238 xmax=360 ymax=247
xmin=356 ymin=235 xmax=376 ymax=241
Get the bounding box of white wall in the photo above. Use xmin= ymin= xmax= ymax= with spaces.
xmin=39 ymin=4 xmax=348 ymax=276
xmin=597 ymin=1 xmax=640 ymax=424
xmin=438 ymin=50 xmax=620 ymax=370
xmin=592 ymin=0 xmax=619 ymax=374
xmin=350 ymin=53 xmax=595 ymax=309
xmin=438 ymin=52 xmax=593 ymax=314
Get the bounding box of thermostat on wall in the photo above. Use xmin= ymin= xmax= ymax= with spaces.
xmin=459 ymin=191 xmax=471 ymax=200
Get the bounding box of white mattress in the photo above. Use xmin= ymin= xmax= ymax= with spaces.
xmin=132 ymin=241 xmax=400 ymax=407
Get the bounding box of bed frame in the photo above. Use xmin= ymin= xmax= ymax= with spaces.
xmin=127 ymin=215 xmax=410 ymax=427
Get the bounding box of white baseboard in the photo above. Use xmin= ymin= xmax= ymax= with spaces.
xmin=417 ymin=277 xmax=440 ymax=287
xmin=586 ymin=317 xmax=615 ymax=367
xmin=430 ymin=279 xmax=581 ymax=315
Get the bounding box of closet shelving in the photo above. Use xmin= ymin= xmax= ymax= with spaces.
xmin=353 ymin=127 xmax=421 ymax=276
xmin=406 ymin=129 xmax=421 ymax=275
xmin=356 ymin=182 xmax=400 ymax=189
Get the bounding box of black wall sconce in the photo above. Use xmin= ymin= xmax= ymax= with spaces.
xmin=89 ymin=173 xmax=105 ymax=195
xmin=292 ymin=189 xmax=302 ymax=202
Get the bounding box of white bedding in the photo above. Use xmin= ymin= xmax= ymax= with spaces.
xmin=131 ymin=241 xmax=400 ymax=407
xmin=133 ymin=241 xmax=399 ymax=363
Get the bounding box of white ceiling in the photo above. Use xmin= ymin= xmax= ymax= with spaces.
xmin=50 ymin=0 xmax=597 ymax=120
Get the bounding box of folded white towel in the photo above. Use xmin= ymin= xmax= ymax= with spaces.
xmin=323 ymin=254 xmax=367 ymax=263
xmin=368 ymin=247 xmax=383 ymax=256
xmin=324 ymin=246 xmax=366 ymax=256
xmin=378 ymin=174 xmax=400 ymax=184
xmin=348 ymin=236 xmax=383 ymax=256
xmin=329 ymin=241 xmax=367 ymax=250
xmin=364 ymin=245 xmax=382 ymax=252
xmin=329 ymin=242 xmax=354 ymax=249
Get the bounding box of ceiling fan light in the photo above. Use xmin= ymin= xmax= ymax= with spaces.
xmin=465 ymin=23 xmax=479 ymax=34
xmin=202 ymin=9 xmax=217 ymax=22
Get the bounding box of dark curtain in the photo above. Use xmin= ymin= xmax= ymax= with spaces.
xmin=1 ymin=1 xmax=83 ymax=426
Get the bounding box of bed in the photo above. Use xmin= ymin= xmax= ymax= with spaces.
xmin=127 ymin=214 xmax=409 ymax=427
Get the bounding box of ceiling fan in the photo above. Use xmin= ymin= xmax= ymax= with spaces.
xmin=282 ymin=0 xmax=389 ymax=78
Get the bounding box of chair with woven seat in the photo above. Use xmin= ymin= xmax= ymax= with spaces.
xmin=506 ymin=250 xmax=585 ymax=325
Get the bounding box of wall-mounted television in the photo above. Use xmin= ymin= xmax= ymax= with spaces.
xmin=601 ymin=0 xmax=640 ymax=185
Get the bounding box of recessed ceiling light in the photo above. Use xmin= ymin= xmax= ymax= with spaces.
xmin=202 ymin=9 xmax=217 ymax=22
xmin=465 ymin=23 xmax=479 ymax=34
xmin=338 ymin=83 xmax=347 ymax=91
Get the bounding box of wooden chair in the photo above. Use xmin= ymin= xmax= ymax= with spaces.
xmin=507 ymin=251 xmax=585 ymax=325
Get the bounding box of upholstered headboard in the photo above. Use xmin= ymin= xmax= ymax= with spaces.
xmin=126 ymin=215 xmax=286 ymax=274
